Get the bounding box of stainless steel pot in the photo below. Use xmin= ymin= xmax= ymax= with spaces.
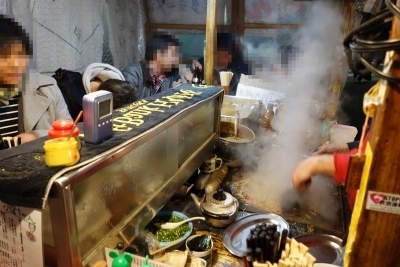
xmin=216 ymin=121 xmax=256 ymax=161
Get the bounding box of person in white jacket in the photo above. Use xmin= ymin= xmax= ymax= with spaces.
xmin=0 ymin=15 xmax=71 ymax=145
xmin=81 ymin=63 xmax=138 ymax=109
xmin=82 ymin=63 xmax=126 ymax=93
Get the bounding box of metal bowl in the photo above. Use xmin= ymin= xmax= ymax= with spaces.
xmin=219 ymin=121 xmax=255 ymax=143
xmin=217 ymin=121 xmax=256 ymax=161
xmin=295 ymin=234 xmax=343 ymax=265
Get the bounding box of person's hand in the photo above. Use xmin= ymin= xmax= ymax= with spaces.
xmin=292 ymin=155 xmax=335 ymax=191
xmin=16 ymin=132 xmax=38 ymax=144
xmin=184 ymin=71 xmax=193 ymax=83
xmin=172 ymin=79 xmax=182 ymax=88
xmin=312 ymin=143 xmax=349 ymax=155
xmin=192 ymin=60 xmax=202 ymax=70
xmin=291 ymin=157 xmax=317 ymax=191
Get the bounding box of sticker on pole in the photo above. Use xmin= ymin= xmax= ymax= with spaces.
xmin=366 ymin=191 xmax=400 ymax=215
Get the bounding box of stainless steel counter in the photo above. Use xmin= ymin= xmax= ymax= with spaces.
xmin=42 ymin=88 xmax=223 ymax=267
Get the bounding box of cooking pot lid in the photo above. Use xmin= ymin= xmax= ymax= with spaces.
xmin=206 ymin=188 xmax=234 ymax=207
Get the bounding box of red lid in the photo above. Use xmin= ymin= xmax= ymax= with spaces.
xmin=52 ymin=119 xmax=74 ymax=130
xmin=48 ymin=126 xmax=79 ymax=138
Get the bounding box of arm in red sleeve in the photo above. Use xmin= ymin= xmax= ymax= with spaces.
xmin=333 ymin=131 xmax=371 ymax=184
xmin=333 ymin=151 xmax=354 ymax=184
xmin=333 ymin=131 xmax=371 ymax=210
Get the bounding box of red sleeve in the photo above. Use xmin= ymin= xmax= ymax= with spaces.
xmin=333 ymin=151 xmax=355 ymax=184
xmin=333 ymin=131 xmax=371 ymax=184
xmin=333 ymin=131 xmax=371 ymax=210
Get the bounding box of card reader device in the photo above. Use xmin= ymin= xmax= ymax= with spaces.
xmin=82 ymin=90 xmax=113 ymax=144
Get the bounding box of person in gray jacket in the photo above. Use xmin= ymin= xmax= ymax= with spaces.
xmin=20 ymin=72 xmax=72 ymax=141
xmin=122 ymin=31 xmax=183 ymax=99
xmin=0 ymin=15 xmax=71 ymax=145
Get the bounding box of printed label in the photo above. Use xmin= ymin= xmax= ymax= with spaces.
xmin=366 ymin=191 xmax=400 ymax=215
xmin=0 ymin=200 xmax=43 ymax=267
xmin=113 ymin=89 xmax=202 ymax=132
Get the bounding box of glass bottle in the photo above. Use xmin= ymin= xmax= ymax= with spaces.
xmin=192 ymin=67 xmax=200 ymax=85
xmin=262 ymin=103 xmax=275 ymax=132
xmin=200 ymin=67 xmax=206 ymax=85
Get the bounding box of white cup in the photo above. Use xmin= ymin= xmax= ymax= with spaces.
xmin=329 ymin=124 xmax=358 ymax=144
xmin=199 ymin=154 xmax=223 ymax=173
xmin=186 ymin=235 xmax=213 ymax=267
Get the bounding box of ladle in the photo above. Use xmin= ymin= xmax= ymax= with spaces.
xmin=234 ymin=110 xmax=240 ymax=139
xmin=155 ymin=216 xmax=205 ymax=229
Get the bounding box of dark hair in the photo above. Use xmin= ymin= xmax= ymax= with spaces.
xmin=0 ymin=15 xmax=32 ymax=56
xmin=98 ymin=79 xmax=139 ymax=109
xmin=217 ymin=32 xmax=236 ymax=51
xmin=278 ymin=45 xmax=300 ymax=67
xmin=216 ymin=32 xmax=243 ymax=61
xmin=145 ymin=31 xmax=180 ymax=61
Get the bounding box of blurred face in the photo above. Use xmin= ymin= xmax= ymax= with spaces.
xmin=216 ymin=49 xmax=232 ymax=68
xmin=0 ymin=41 xmax=29 ymax=86
xmin=157 ymin=45 xmax=180 ymax=73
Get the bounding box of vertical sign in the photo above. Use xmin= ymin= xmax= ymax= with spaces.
xmin=0 ymin=200 xmax=42 ymax=267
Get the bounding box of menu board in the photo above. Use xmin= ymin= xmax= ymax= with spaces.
xmin=236 ymin=81 xmax=284 ymax=106
xmin=0 ymin=200 xmax=43 ymax=267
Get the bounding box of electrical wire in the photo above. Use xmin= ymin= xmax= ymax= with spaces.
xmin=343 ymin=0 xmax=400 ymax=84
xmin=386 ymin=0 xmax=400 ymax=19
xmin=343 ymin=9 xmax=392 ymax=80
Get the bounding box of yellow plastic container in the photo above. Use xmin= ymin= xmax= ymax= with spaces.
xmin=48 ymin=119 xmax=81 ymax=150
xmin=43 ymin=137 xmax=80 ymax=167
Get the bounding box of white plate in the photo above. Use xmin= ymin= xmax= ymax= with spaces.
xmin=314 ymin=264 xmax=340 ymax=267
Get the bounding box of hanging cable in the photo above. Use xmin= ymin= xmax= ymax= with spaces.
xmin=343 ymin=0 xmax=400 ymax=84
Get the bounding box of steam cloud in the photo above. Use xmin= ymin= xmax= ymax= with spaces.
xmin=238 ymin=2 xmax=344 ymax=223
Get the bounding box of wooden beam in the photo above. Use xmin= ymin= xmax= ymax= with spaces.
xmin=237 ymin=0 xmax=245 ymax=36
xmin=148 ymin=23 xmax=206 ymax=30
xmin=344 ymin=2 xmax=400 ymax=267
xmin=205 ymin=0 xmax=217 ymax=85
xmin=147 ymin=24 xmax=233 ymax=31
xmin=142 ymin=0 xmax=151 ymax=39
xmin=327 ymin=1 xmax=355 ymax=119
xmin=231 ymin=0 xmax=239 ymax=33
xmin=244 ymin=23 xmax=299 ymax=30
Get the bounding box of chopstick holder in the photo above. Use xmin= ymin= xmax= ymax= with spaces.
xmin=1 ymin=135 xmax=22 ymax=149
xmin=219 ymin=71 xmax=234 ymax=95
xmin=2 ymin=136 xmax=12 ymax=148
